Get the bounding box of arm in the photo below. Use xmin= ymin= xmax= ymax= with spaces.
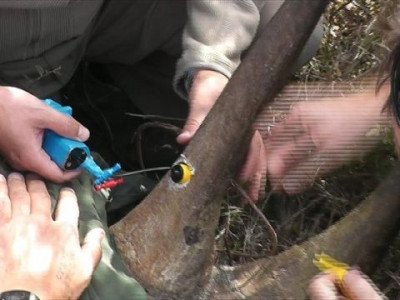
xmin=174 ymin=0 xmax=260 ymax=99
xmin=174 ymin=0 xmax=260 ymax=143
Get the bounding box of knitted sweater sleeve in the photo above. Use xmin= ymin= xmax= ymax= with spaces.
xmin=173 ymin=0 xmax=261 ymax=100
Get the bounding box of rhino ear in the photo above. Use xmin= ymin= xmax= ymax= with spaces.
xmin=111 ymin=1 xmax=329 ymax=298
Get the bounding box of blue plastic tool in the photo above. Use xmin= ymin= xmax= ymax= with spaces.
xmin=42 ymin=99 xmax=121 ymax=185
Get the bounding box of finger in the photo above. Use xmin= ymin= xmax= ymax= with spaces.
xmin=26 ymin=173 xmax=52 ymax=218
xmin=238 ymin=131 xmax=263 ymax=180
xmin=0 ymin=174 xmax=11 ymax=224
xmin=54 ymin=188 xmax=79 ymax=228
xmin=8 ymin=172 xmax=31 ymax=216
xmin=26 ymin=149 xmax=81 ymax=183
xmin=278 ymin=145 xmax=366 ymax=194
xmin=237 ymin=131 xmax=267 ymax=202
xmin=177 ymin=116 xmax=203 ymax=145
xmin=254 ymin=141 xmax=268 ymax=201
xmin=267 ymin=133 xmax=315 ymax=189
xmin=177 ymin=70 xmax=227 ymax=145
xmin=177 ymin=102 xmax=210 ymax=144
xmin=343 ymin=270 xmax=385 ymax=300
xmin=308 ymin=273 xmax=340 ymax=300
xmin=81 ymin=228 xmax=104 ymax=277
xmin=38 ymin=104 xmax=90 ymax=142
xmin=277 ymin=151 xmax=336 ymax=194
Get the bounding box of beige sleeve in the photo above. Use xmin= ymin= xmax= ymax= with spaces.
xmin=173 ymin=0 xmax=261 ymax=99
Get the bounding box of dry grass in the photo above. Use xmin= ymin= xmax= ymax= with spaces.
xmin=216 ymin=0 xmax=400 ymax=298
xmin=297 ymin=0 xmax=385 ymax=81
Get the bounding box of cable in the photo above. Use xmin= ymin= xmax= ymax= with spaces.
xmin=115 ymin=166 xmax=171 ymax=177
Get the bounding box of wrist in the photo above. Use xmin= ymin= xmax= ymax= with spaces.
xmin=0 ymin=290 xmax=40 ymax=300
xmin=349 ymin=86 xmax=391 ymax=123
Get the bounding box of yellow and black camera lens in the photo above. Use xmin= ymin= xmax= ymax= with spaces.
xmin=170 ymin=163 xmax=192 ymax=184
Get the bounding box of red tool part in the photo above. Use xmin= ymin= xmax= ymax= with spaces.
xmin=94 ymin=178 xmax=125 ymax=191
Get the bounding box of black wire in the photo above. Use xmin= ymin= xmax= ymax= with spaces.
xmin=82 ymin=63 xmax=115 ymax=147
xmin=115 ymin=166 xmax=171 ymax=177
xmin=125 ymin=112 xmax=185 ymax=122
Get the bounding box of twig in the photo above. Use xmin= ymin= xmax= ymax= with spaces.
xmin=277 ymin=195 xmax=325 ymax=230
xmin=328 ymin=0 xmax=354 ymax=23
xmin=231 ymin=180 xmax=278 ymax=255
xmin=223 ymin=234 xmax=234 ymax=266
xmin=130 ymin=121 xmax=181 ymax=169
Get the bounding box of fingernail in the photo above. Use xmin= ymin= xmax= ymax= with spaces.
xmin=77 ymin=126 xmax=90 ymax=141
xmin=177 ymin=131 xmax=191 ymax=144
xmin=8 ymin=172 xmax=24 ymax=180
xmin=60 ymin=187 xmax=76 ymax=194
xmin=350 ymin=265 xmax=361 ymax=272
xmin=94 ymin=228 xmax=105 ymax=241
xmin=180 ymin=131 xmax=190 ymax=138
xmin=0 ymin=174 xmax=5 ymax=182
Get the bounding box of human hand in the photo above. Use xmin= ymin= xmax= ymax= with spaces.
xmin=0 ymin=172 xmax=104 ymax=300
xmin=266 ymin=90 xmax=389 ymax=194
xmin=308 ymin=269 xmax=385 ymax=300
xmin=176 ymin=69 xmax=228 ymax=144
xmin=0 ymin=86 xmax=90 ymax=182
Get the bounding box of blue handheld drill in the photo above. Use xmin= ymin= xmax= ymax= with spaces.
xmin=42 ymin=99 xmax=121 ymax=188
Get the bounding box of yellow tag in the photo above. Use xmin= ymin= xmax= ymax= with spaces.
xmin=313 ymin=253 xmax=350 ymax=282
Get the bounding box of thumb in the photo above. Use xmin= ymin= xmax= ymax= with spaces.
xmin=177 ymin=70 xmax=227 ymax=145
xmin=307 ymin=273 xmax=341 ymax=300
xmin=343 ymin=270 xmax=385 ymax=300
xmin=237 ymin=131 xmax=267 ymax=203
xmin=81 ymin=228 xmax=104 ymax=277
xmin=42 ymin=107 xmax=90 ymax=142
xmin=177 ymin=95 xmax=217 ymax=145
xmin=177 ymin=116 xmax=202 ymax=145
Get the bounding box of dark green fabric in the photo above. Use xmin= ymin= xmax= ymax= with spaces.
xmin=0 ymin=159 xmax=148 ymax=300
xmin=0 ymin=1 xmax=104 ymax=98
